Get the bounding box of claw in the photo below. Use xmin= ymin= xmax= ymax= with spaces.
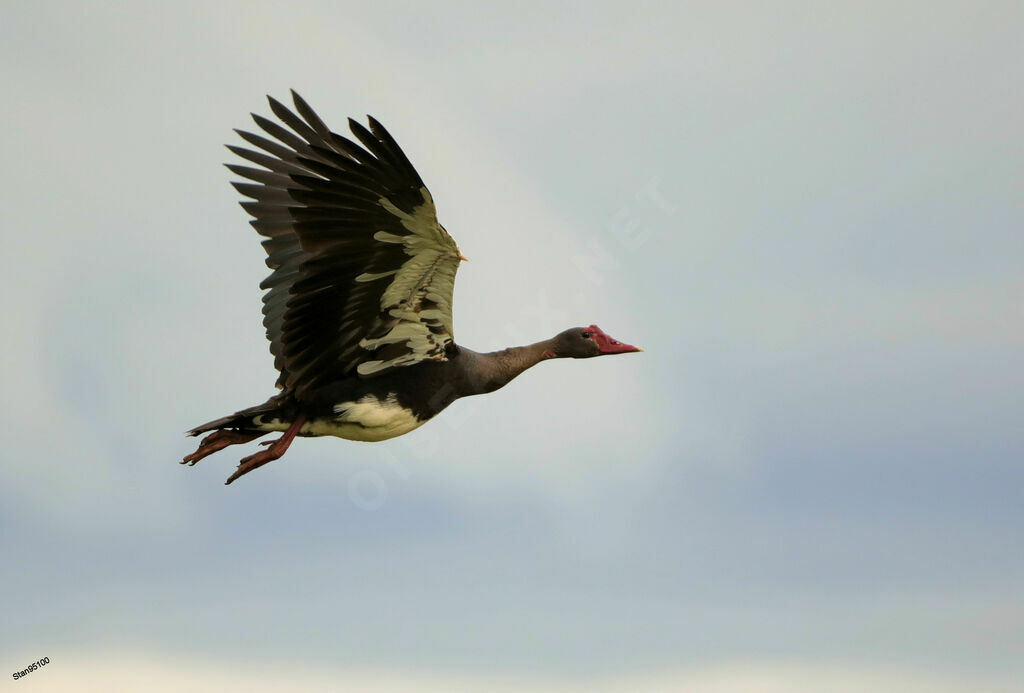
xmin=182 ymin=429 xmax=265 ymax=466
xmin=225 ymin=416 xmax=305 ymax=485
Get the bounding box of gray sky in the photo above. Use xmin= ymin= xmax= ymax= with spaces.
xmin=3 ymin=1 xmax=1022 ymax=690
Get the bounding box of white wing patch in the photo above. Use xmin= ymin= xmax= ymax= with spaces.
xmin=356 ymin=187 xmax=461 ymax=376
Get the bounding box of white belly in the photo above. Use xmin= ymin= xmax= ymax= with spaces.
xmin=254 ymin=394 xmax=425 ymax=442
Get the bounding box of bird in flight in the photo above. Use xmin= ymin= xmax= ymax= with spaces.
xmin=183 ymin=91 xmax=642 ymax=484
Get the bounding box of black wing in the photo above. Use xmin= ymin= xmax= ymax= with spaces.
xmin=228 ymin=91 xmax=463 ymax=396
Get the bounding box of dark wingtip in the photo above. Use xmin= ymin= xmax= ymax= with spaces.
xmin=266 ymin=94 xmax=287 ymax=113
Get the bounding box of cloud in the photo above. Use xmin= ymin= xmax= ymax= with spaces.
xmin=10 ymin=651 xmax=1022 ymax=693
xmin=2 ymin=0 xmax=1022 ymax=684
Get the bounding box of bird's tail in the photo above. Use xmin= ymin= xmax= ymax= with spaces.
xmin=185 ymin=396 xmax=288 ymax=437
xmin=186 ymin=412 xmax=249 ymax=437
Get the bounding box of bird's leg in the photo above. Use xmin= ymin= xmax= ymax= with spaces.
xmin=225 ymin=416 xmax=306 ymax=485
xmin=182 ymin=429 xmax=266 ymax=466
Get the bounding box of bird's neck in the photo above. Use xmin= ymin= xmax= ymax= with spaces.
xmin=465 ymin=339 xmax=557 ymax=395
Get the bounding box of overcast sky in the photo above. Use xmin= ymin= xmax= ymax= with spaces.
xmin=3 ymin=1 xmax=1022 ymax=690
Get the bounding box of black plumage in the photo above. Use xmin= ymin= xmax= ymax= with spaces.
xmin=183 ymin=91 xmax=641 ymax=484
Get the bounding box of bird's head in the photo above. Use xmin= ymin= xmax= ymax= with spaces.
xmin=547 ymin=325 xmax=643 ymax=359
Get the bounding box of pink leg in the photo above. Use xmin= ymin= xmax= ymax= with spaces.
xmin=224 ymin=416 xmax=306 ymax=485
xmin=182 ymin=429 xmax=266 ymax=466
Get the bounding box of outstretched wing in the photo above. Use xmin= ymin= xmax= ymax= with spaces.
xmin=227 ymin=91 xmax=463 ymax=396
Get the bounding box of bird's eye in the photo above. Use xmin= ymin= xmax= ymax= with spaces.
xmin=582 ymin=331 xmax=591 ymax=338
